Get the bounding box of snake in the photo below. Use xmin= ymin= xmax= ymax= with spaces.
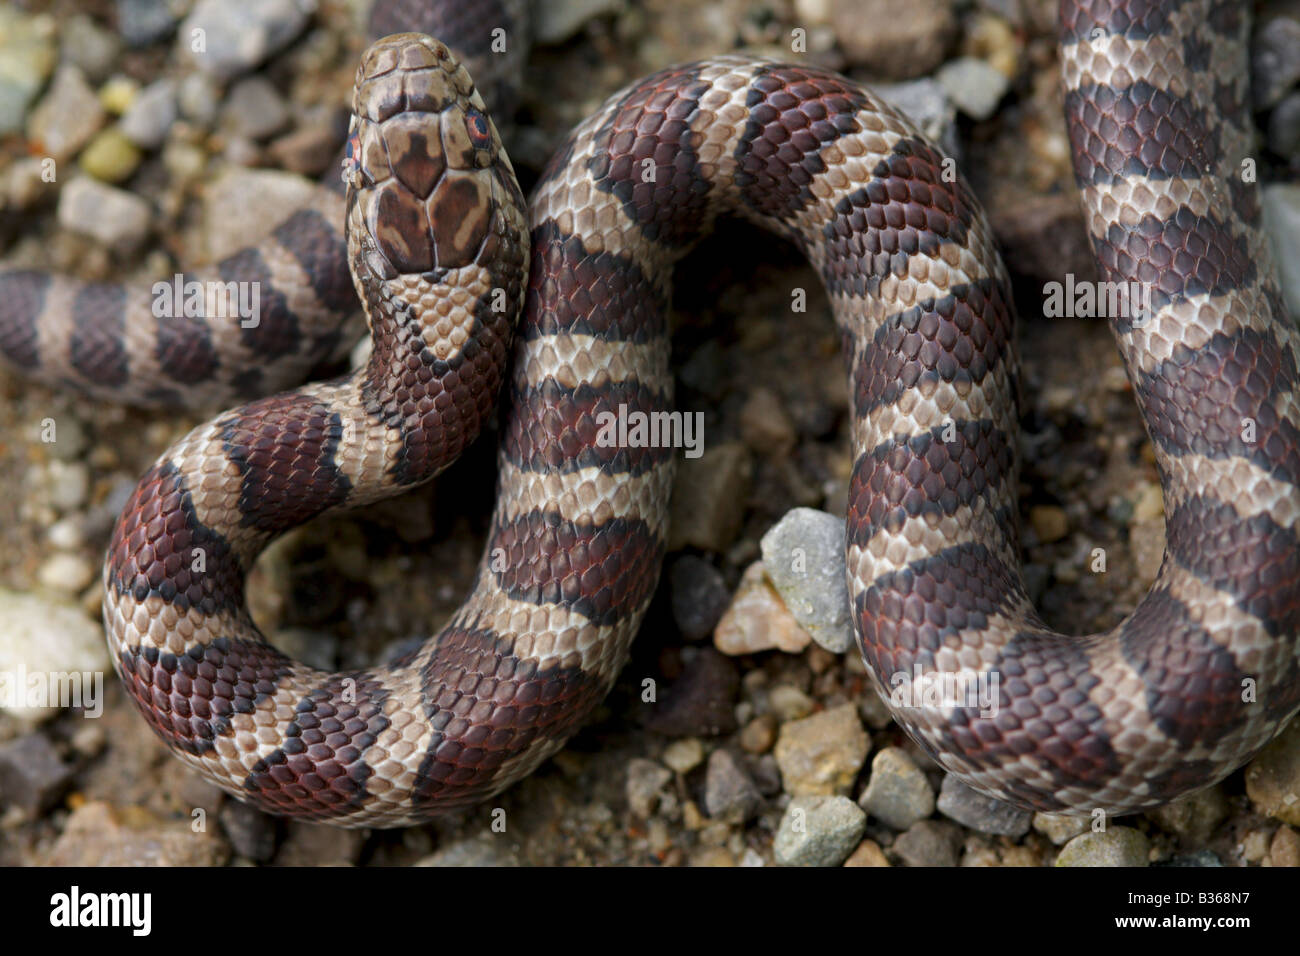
xmin=0 ymin=0 xmax=1295 ymax=828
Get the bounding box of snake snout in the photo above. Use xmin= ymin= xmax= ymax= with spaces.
xmin=348 ymin=33 xmax=506 ymax=276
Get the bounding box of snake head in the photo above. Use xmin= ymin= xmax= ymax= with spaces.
xmin=345 ymin=32 xmax=516 ymax=282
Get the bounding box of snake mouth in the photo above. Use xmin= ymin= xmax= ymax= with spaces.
xmin=347 ymin=33 xmax=506 ymax=277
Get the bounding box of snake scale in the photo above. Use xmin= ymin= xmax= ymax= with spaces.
xmin=0 ymin=0 xmax=1296 ymax=828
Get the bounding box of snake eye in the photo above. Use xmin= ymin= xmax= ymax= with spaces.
xmin=465 ymin=108 xmax=492 ymax=149
xmin=342 ymin=127 xmax=362 ymax=184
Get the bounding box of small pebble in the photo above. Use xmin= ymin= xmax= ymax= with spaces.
xmin=117 ymin=0 xmax=179 ymax=47
xmin=1245 ymin=717 xmax=1300 ymax=825
xmin=1055 ymin=827 xmax=1150 ymax=867
xmin=219 ymin=799 xmax=279 ymax=863
xmin=222 ymin=76 xmax=291 ymax=140
xmin=0 ymin=734 xmax=74 ymax=816
xmin=177 ymin=71 xmax=221 ymax=125
xmin=892 ymin=819 xmax=962 ymax=866
xmin=774 ymin=795 xmax=867 ymax=866
xmin=0 ymin=9 xmax=57 ymax=134
xmin=79 ymin=127 xmax=143 ymax=182
xmin=739 ymin=713 xmax=778 ymax=754
xmin=28 ymin=65 xmax=106 ymax=160
xmin=773 ymin=703 xmax=869 ymax=797
xmin=625 ymin=758 xmax=673 ymax=818
xmin=768 ymin=684 xmax=815 ymax=721
xmin=44 ymin=459 xmax=90 ymax=511
xmin=704 ymin=749 xmax=763 ymax=824
xmin=1146 ymin=786 xmax=1228 ymax=844
xmin=661 ymin=737 xmax=705 ymax=774
xmin=0 ymin=588 xmax=109 ymax=721
xmin=1269 ymin=825 xmax=1300 ymax=867
xmin=181 ymin=0 xmax=313 ymax=80
xmin=714 ymin=561 xmax=812 ymax=655
xmin=274 ymin=821 xmax=366 ymax=866
xmin=56 ymin=176 xmax=151 ymax=249
xmin=61 ymin=14 xmax=122 ymax=81
xmin=1263 ymin=184 xmax=1300 ymax=318
xmin=645 ymin=647 xmax=739 ymax=736
xmin=936 ymin=56 xmax=1010 ymax=120
xmin=1032 ymin=811 xmax=1089 ymax=845
xmin=669 ymin=555 xmax=730 ymax=641
xmin=760 ymin=508 xmax=854 ymax=653
xmin=534 ymin=0 xmax=626 ymax=44
xmin=1253 ymin=14 xmax=1300 ymax=109
xmin=37 ymin=553 xmax=96 ymax=594
xmin=1028 ymin=504 xmax=1069 ymax=543
xmin=936 ymin=775 xmax=1032 ymax=837
xmin=97 ymin=75 xmax=139 ymax=115
xmin=843 ymin=839 xmax=891 ymax=866
xmin=120 ymin=78 xmax=178 ymax=149
xmin=858 ymin=746 xmax=935 ymax=830
xmin=739 ymin=387 xmax=796 ymax=456
xmin=667 ymin=441 xmax=752 ymax=552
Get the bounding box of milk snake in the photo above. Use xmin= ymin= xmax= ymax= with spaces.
xmin=0 ymin=0 xmax=1296 ymax=827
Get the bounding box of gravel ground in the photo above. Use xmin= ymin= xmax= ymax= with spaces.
xmin=0 ymin=0 xmax=1298 ymax=867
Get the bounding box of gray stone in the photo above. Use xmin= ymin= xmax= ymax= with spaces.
xmin=1269 ymin=91 xmax=1300 ymax=157
xmin=1254 ymin=14 xmax=1300 ymax=109
xmin=936 ymin=774 xmax=1032 ymax=836
xmin=0 ymin=9 xmax=56 ymax=134
xmin=116 ymin=0 xmax=178 ymax=47
xmin=774 ymin=795 xmax=867 ymax=866
xmin=799 ymin=0 xmax=956 ymax=79
xmin=534 ymin=0 xmax=625 ymax=44
xmin=668 ymin=441 xmax=753 ymax=552
xmin=417 ymin=833 xmax=521 ymax=866
xmin=1033 ymin=811 xmax=1089 ymax=845
xmin=177 ymin=71 xmax=221 ymax=126
xmin=0 ymin=733 xmax=73 ymax=815
xmin=669 ymin=555 xmax=730 ymax=640
xmin=57 ymin=176 xmax=151 ymax=249
xmin=773 ymin=703 xmax=869 ymax=796
xmin=646 ymin=647 xmax=739 ymax=737
xmin=27 ymin=65 xmax=106 ymax=161
xmin=760 ymin=508 xmax=853 ymax=653
xmin=625 ymin=757 xmax=673 ymax=818
xmin=1146 ymin=786 xmax=1229 ymax=844
xmin=275 ymin=820 xmax=366 ymax=865
xmin=60 ymin=14 xmax=122 ymax=81
xmin=181 ymin=0 xmax=313 ymax=80
xmin=936 ymin=56 xmax=1011 ymax=121
xmin=1055 ymin=827 xmax=1151 ymax=866
xmin=1263 ymin=184 xmax=1300 ymax=320
xmin=120 ymin=78 xmax=178 ymax=149
xmin=1156 ymin=850 xmax=1223 ymax=867
xmin=0 ymin=588 xmax=109 ymax=721
xmin=219 ymin=799 xmax=278 ymax=862
xmin=42 ymin=801 xmax=230 ymax=866
xmin=222 ymin=76 xmax=291 ymax=140
xmin=858 ymin=746 xmax=935 ymax=830
xmin=704 ymin=749 xmax=763 ymax=824
xmin=1245 ymin=715 xmax=1300 ymax=825
xmin=892 ymin=819 xmax=962 ymax=866
xmin=875 ymin=78 xmax=960 ymax=162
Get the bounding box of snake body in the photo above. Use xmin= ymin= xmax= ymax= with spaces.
xmin=4 ymin=0 xmax=1298 ymax=826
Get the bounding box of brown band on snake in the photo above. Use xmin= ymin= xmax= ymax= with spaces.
xmin=58 ymin=0 xmax=1300 ymax=824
